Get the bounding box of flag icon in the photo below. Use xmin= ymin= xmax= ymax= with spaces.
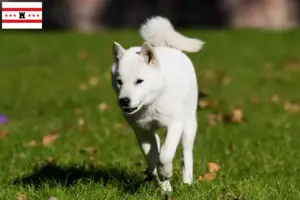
xmin=2 ymin=2 xmax=42 ymax=29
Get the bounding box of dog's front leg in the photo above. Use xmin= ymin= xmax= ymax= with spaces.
xmin=157 ymin=122 xmax=183 ymax=183
xmin=134 ymin=129 xmax=160 ymax=179
xmin=134 ymin=129 xmax=173 ymax=193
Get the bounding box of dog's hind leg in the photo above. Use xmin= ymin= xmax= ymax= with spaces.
xmin=181 ymin=117 xmax=197 ymax=184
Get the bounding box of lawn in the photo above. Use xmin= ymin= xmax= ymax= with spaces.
xmin=0 ymin=29 xmax=300 ymax=200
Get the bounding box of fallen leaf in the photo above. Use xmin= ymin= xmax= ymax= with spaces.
xmin=114 ymin=122 xmax=127 ymax=129
xmin=283 ymin=58 xmax=300 ymax=71
xmin=204 ymin=173 xmax=216 ymax=182
xmin=80 ymin=147 xmax=97 ymax=158
xmin=17 ymin=193 xmax=26 ymax=200
xmin=98 ymin=102 xmax=110 ymax=111
xmin=284 ymin=102 xmax=300 ymax=113
xmin=77 ymin=50 xmax=87 ymax=60
xmin=15 ymin=153 xmax=26 ymax=159
xmin=249 ymin=96 xmax=259 ymax=104
xmin=207 ymin=70 xmax=231 ymax=86
xmin=47 ymin=156 xmax=53 ymax=162
xmin=78 ymin=118 xmax=85 ymax=127
xmin=271 ymin=94 xmax=281 ymax=103
xmin=231 ymin=108 xmax=244 ymax=123
xmin=88 ymin=76 xmax=99 ymax=86
xmin=198 ymin=175 xmax=203 ymax=181
xmin=0 ymin=130 xmax=7 ymax=138
xmin=78 ymin=83 xmax=89 ymax=91
xmin=42 ymin=134 xmax=59 ymax=146
xmin=198 ymin=99 xmax=219 ymax=109
xmin=223 ymin=108 xmax=244 ymax=123
xmin=74 ymin=108 xmax=83 ymax=115
xmin=206 ymin=113 xmax=222 ymax=125
xmin=23 ymin=140 xmax=37 ymax=147
xmin=198 ymin=173 xmax=216 ymax=182
xmin=221 ymin=76 xmax=231 ymax=86
xmin=198 ymin=99 xmax=209 ymax=109
xmin=208 ymin=162 xmax=220 ymax=173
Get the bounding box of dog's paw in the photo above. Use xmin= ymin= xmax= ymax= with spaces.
xmin=159 ymin=180 xmax=173 ymax=194
xmin=182 ymin=175 xmax=193 ymax=185
xmin=157 ymin=162 xmax=173 ymax=181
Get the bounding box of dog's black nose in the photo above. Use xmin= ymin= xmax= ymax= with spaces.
xmin=119 ymin=97 xmax=130 ymax=107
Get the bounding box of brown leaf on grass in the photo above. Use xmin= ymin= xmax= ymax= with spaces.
xmin=15 ymin=153 xmax=26 ymax=159
xmin=47 ymin=156 xmax=53 ymax=162
xmin=284 ymin=102 xmax=300 ymax=113
xmin=74 ymin=108 xmax=83 ymax=115
xmin=199 ymin=99 xmax=219 ymax=109
xmin=204 ymin=173 xmax=216 ymax=181
xmin=17 ymin=193 xmax=26 ymax=200
xmin=206 ymin=70 xmax=231 ymax=86
xmin=206 ymin=113 xmax=222 ymax=125
xmin=198 ymin=173 xmax=216 ymax=182
xmin=283 ymin=58 xmax=300 ymax=72
xmin=80 ymin=147 xmax=97 ymax=158
xmin=88 ymin=76 xmax=99 ymax=86
xmin=42 ymin=134 xmax=59 ymax=146
xmin=78 ymin=118 xmax=85 ymax=127
xmin=98 ymin=102 xmax=110 ymax=111
xmin=23 ymin=140 xmax=37 ymax=147
xmin=78 ymin=83 xmax=89 ymax=91
xmin=223 ymin=108 xmax=244 ymax=123
xmin=271 ymin=94 xmax=281 ymax=103
xmin=198 ymin=99 xmax=209 ymax=109
xmin=249 ymin=96 xmax=259 ymax=104
xmin=221 ymin=76 xmax=231 ymax=86
xmin=114 ymin=122 xmax=127 ymax=129
xmin=0 ymin=130 xmax=7 ymax=138
xmin=208 ymin=162 xmax=220 ymax=173
xmin=77 ymin=50 xmax=87 ymax=60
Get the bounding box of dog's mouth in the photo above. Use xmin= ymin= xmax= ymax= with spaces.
xmin=122 ymin=104 xmax=142 ymax=115
xmin=123 ymin=107 xmax=138 ymax=114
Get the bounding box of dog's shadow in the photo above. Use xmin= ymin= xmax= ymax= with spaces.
xmin=12 ymin=162 xmax=150 ymax=194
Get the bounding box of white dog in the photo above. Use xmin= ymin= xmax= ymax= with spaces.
xmin=110 ymin=16 xmax=204 ymax=193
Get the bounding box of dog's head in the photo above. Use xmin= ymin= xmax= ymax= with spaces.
xmin=111 ymin=42 xmax=164 ymax=115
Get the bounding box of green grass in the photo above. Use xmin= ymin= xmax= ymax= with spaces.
xmin=0 ymin=29 xmax=300 ymax=200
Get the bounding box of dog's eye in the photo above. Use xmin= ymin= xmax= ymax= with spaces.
xmin=117 ymin=78 xmax=123 ymax=85
xmin=135 ymin=79 xmax=144 ymax=84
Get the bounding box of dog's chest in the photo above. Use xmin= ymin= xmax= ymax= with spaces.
xmin=128 ymin=107 xmax=164 ymax=131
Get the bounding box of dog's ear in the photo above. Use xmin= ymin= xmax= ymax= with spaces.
xmin=140 ymin=42 xmax=158 ymax=65
xmin=112 ymin=42 xmax=125 ymax=63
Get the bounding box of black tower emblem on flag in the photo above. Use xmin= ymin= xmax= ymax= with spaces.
xmin=19 ymin=12 xmax=25 ymax=19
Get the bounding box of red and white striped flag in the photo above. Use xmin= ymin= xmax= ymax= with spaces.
xmin=2 ymin=2 xmax=42 ymax=29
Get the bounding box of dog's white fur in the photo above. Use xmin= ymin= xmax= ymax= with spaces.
xmin=111 ymin=16 xmax=204 ymax=193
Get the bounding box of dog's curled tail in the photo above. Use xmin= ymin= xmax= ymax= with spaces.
xmin=139 ymin=16 xmax=204 ymax=53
